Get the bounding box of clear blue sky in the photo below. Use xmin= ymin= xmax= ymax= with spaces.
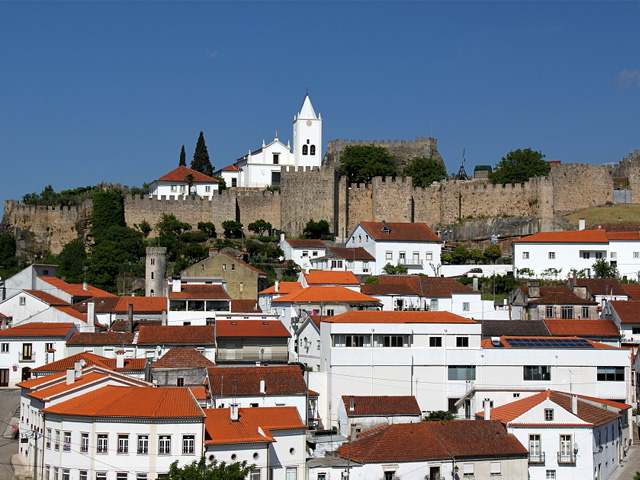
xmin=1 ymin=1 xmax=639 ymax=206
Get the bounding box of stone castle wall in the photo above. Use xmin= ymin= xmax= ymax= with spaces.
xmin=548 ymin=163 xmax=613 ymax=215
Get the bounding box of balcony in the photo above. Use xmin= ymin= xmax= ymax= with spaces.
xmin=397 ymin=258 xmax=422 ymax=267
xmin=557 ymin=452 xmax=576 ymax=464
xmin=18 ymin=352 xmax=35 ymax=362
xmin=529 ymin=452 xmax=545 ymax=464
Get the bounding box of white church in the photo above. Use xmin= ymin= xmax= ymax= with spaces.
xmin=214 ymin=94 xmax=322 ymax=188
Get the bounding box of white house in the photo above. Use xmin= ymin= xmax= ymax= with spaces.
xmin=477 ymin=390 xmax=631 ymax=480
xmin=602 ymin=300 xmax=640 ymax=345
xmin=279 ymin=238 xmax=328 ymax=271
xmin=336 ymin=395 xmax=422 ymax=438
xmin=166 ymin=276 xmax=231 ymax=326
xmin=309 ymin=247 xmax=375 ymax=276
xmin=148 ymin=165 xmax=219 ymax=199
xmin=345 ymin=221 xmax=443 ymax=275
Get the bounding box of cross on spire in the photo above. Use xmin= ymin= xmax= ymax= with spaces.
xmin=274 ymin=130 xmax=279 ymax=138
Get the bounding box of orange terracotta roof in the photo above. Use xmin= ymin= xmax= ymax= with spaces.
xmin=115 ymin=297 xmax=168 ymax=312
xmin=607 ymin=231 xmax=640 ymax=241
xmin=38 ymin=277 xmax=115 ymax=298
xmin=32 ymin=352 xmax=146 ymax=373
xmin=0 ymin=322 xmax=75 ymax=337
xmin=324 ymin=310 xmax=477 ymax=324
xmin=43 ymin=385 xmax=204 ymax=418
xmin=189 ymin=386 xmax=208 ymax=400
xmin=477 ymin=390 xmax=621 ymax=427
xmin=272 ymin=286 xmax=379 ymax=304
xmin=358 ymin=222 xmax=442 ymax=242
xmin=156 ymin=165 xmax=218 ymax=183
xmin=24 ymin=290 xmax=70 ymax=306
xmin=169 ymin=284 xmax=230 ymax=300
xmin=204 ymin=407 xmax=304 ymax=444
xmin=136 ymin=325 xmax=216 ymax=345
xmin=342 ymin=395 xmax=421 ymax=416
xmin=220 ymin=164 xmax=239 ymax=172
xmin=67 ymin=332 xmax=135 ymax=345
xmin=216 ymin=320 xmax=290 ymax=338
xmin=229 ymin=300 xmax=262 ymax=313
xmin=207 ymin=366 xmax=307 ymax=396
xmin=303 ymin=271 xmax=360 ymax=285
xmin=72 ymin=297 xmax=120 ymax=313
xmin=622 ymin=284 xmax=640 ymax=300
xmin=544 ymin=319 xmax=620 ymax=337
xmin=53 ymin=306 xmax=88 ymax=321
xmin=513 ymin=230 xmax=609 ymax=243
xmin=153 ymin=347 xmax=216 ymax=368
xmin=376 ymin=275 xmax=475 ymax=297
xmin=323 ymin=247 xmax=375 ymax=261
xmin=259 ymin=282 xmax=303 ymax=295
xmin=28 ymin=372 xmax=111 ymax=400
xmin=17 ymin=370 xmax=67 ymax=389
xmin=284 ymin=239 xmax=327 ymax=248
xmin=609 ymin=300 xmax=640 ymax=324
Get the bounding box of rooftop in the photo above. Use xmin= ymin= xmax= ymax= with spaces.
xmin=204 ymin=407 xmax=304 ymax=444
xmin=216 ymin=320 xmax=290 ymax=338
xmin=358 ymin=222 xmax=442 ymax=242
xmin=0 ymin=322 xmax=75 ymax=338
xmin=609 ymin=300 xmax=640 ymax=324
xmin=38 ymin=277 xmax=115 ymax=298
xmin=512 ymin=230 xmax=609 ymax=244
xmin=543 ymin=319 xmax=620 ymax=337
xmin=341 ymin=395 xmax=421 ymax=417
xmin=156 ymin=165 xmax=218 ymax=183
xmin=67 ymin=332 xmax=135 ymax=345
xmin=325 ymin=310 xmax=477 ymax=324
xmin=303 ymin=270 xmax=360 ymax=285
xmin=152 ymin=347 xmax=216 ymax=369
xmin=32 ymin=352 xmax=146 ymax=373
xmin=207 ymin=365 xmax=307 ymax=396
xmin=169 ymin=284 xmax=230 ymax=300
xmin=271 ymin=286 xmax=379 ymax=304
xmin=136 ymin=325 xmax=216 ymax=345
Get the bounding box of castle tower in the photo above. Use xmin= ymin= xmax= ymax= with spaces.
xmin=293 ymin=94 xmax=322 ymax=168
xmin=145 ymin=247 xmax=167 ymax=297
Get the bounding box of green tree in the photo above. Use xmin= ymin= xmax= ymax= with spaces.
xmin=403 ymin=157 xmax=447 ymax=187
xmin=135 ymin=220 xmax=152 ymax=238
xmin=382 ymin=263 xmax=409 ymax=275
xmin=157 ymin=214 xmax=191 ymax=238
xmin=469 ymin=249 xmax=484 ymax=264
xmin=179 ymin=145 xmax=186 ymax=167
xmin=222 ymin=220 xmax=243 ymax=239
xmin=185 ymin=173 xmax=195 ymax=195
xmin=197 ymin=222 xmax=217 ymax=239
xmin=191 ymin=131 xmax=213 ymax=177
xmin=338 ymin=145 xmax=399 ymax=184
xmin=56 ymin=238 xmax=87 ymax=283
xmin=483 ymin=244 xmax=502 ymax=263
xmin=451 ymin=245 xmax=470 ymax=264
xmin=213 ymin=176 xmax=227 ymax=190
xmin=364 ymin=276 xmax=380 ymax=284
xmin=593 ymin=259 xmax=619 ymax=278
xmin=489 ymin=148 xmax=549 ymax=184
xmin=248 ymin=219 xmax=272 ymax=236
xmin=0 ymin=232 xmax=17 ymax=267
xmin=303 ymin=219 xmax=331 ymax=239
xmin=168 ymin=457 xmax=253 ymax=480
xmin=423 ymin=410 xmax=455 ymax=422
xmin=92 ymin=189 xmax=125 ymax=236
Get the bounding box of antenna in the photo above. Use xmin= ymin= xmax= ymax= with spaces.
xmin=455 ymin=149 xmax=469 ymax=180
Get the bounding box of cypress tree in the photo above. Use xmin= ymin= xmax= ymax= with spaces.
xmin=179 ymin=145 xmax=186 ymax=166
xmin=191 ymin=132 xmax=213 ymax=176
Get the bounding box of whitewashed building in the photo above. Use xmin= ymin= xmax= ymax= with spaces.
xmin=148 ymin=165 xmax=219 ymax=199
xmin=279 ymin=238 xmax=328 ymax=271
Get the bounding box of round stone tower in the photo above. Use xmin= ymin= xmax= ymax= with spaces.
xmin=145 ymin=247 xmax=167 ymax=297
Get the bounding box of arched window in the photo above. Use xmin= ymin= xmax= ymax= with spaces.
xmin=150 ymin=289 xmax=155 ymax=297
xmin=302 ymin=145 xmax=308 ymax=155
xmin=310 ymin=145 xmax=316 ymax=155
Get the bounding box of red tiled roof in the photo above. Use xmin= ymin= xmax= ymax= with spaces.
xmin=522 ymin=286 xmax=597 ymax=305
xmin=169 ymin=284 xmax=230 ymax=300
xmin=229 ymin=300 xmax=262 ymax=313
xmin=325 ymin=247 xmax=375 ymax=261
xmin=115 ymin=297 xmax=168 ymax=312
xmin=67 ymin=332 xmax=135 ymax=345
xmin=28 ymin=372 xmax=112 ymax=400
xmin=220 ymin=164 xmax=239 ymax=172
xmin=358 ymin=222 xmax=442 ymax=242
xmin=513 ymin=230 xmax=609 ymax=243
xmin=189 ymin=386 xmax=208 ymax=400
xmin=24 ymin=290 xmax=70 ymax=306
xmin=303 ymin=270 xmax=360 ymax=285
xmin=376 ymin=275 xmax=475 ymax=297
xmin=622 ymin=284 xmax=640 ymax=300
xmin=284 ymin=239 xmax=327 ymax=248
xmin=32 ymin=352 xmax=146 ymax=373
xmin=204 ymin=407 xmax=304 ymax=444
xmin=216 ymin=320 xmax=290 ymax=338
xmin=607 ymin=232 xmax=640 ymax=241
xmin=609 ymin=300 xmax=640 ymax=324
xmin=342 ymin=395 xmax=421 ymax=416
xmin=259 ymin=282 xmax=303 ymax=295
xmin=207 ymin=366 xmax=307 ymax=396
xmin=272 ymin=286 xmax=379 ymax=304
xmin=72 ymin=297 xmax=120 ymax=313
xmin=136 ymin=325 xmax=216 ymax=345
xmin=0 ymin=322 xmax=75 ymax=337
xmin=156 ymin=165 xmax=218 ymax=183
xmin=483 ymin=336 xmax=619 ymax=349
xmin=153 ymin=347 xmax=216 ymax=368
xmin=43 ymin=385 xmax=204 ymax=418
xmin=109 ymin=319 xmax=163 ymax=332
xmin=477 ymin=390 xmax=621 ymax=427
xmin=17 ymin=370 xmax=67 ymax=389
xmin=38 ymin=277 xmax=115 ymax=298
xmin=572 ymin=278 xmax=627 ymax=297
xmin=544 ymin=319 xmax=620 ymax=337
xmin=53 ymin=306 xmax=88 ymax=322
xmin=324 ymin=310 xmax=477 ymax=324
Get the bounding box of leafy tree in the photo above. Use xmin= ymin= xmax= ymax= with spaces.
xmin=489 ymin=148 xmax=549 ymax=184
xmin=382 ymin=263 xmax=408 ymax=275
xmin=338 ymin=145 xmax=399 ymax=184
xmin=135 ymin=220 xmax=152 ymax=238
xmin=248 ymin=219 xmax=272 ymax=236
xmin=364 ymin=276 xmax=380 ymax=285
xmin=0 ymin=232 xmax=17 ymax=267
xmin=157 ymin=214 xmax=191 ymax=238
xmin=213 ymin=176 xmax=227 ymax=190
xmin=441 ymin=253 xmax=452 ymax=264
xmin=593 ymin=259 xmax=619 ymax=278
xmin=191 ymin=131 xmax=213 ymax=177
xmin=168 ymin=457 xmax=253 ymax=480
xmin=92 ymin=189 xmax=125 ymax=236
xmin=197 ymin=222 xmax=216 ymax=239
xmin=469 ymin=248 xmax=484 ymax=264
xmin=483 ymin=244 xmax=502 ymax=263
xmin=222 ymin=220 xmax=243 ymax=239
xmin=451 ymin=245 xmax=470 ymax=264
xmin=423 ymin=410 xmax=455 ymax=422
xmin=56 ymin=238 xmax=87 ymax=283
xmin=403 ymin=157 xmax=447 ymax=188
xmin=179 ymin=145 xmax=186 ymax=166
xmin=184 ymin=173 xmax=195 ymax=194
xmin=516 ymin=267 xmax=534 ymax=279
xmin=303 ymin=219 xmax=331 ymax=239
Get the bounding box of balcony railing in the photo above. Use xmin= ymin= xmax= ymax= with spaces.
xmin=529 ymin=452 xmax=545 ymax=464
xmin=557 ymin=452 xmax=576 ymax=464
xmin=18 ymin=352 xmax=35 ymax=362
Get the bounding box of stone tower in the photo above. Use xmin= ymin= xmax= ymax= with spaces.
xmin=293 ymin=94 xmax=322 ymax=168
xmin=145 ymin=247 xmax=167 ymax=297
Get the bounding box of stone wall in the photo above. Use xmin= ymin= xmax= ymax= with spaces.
xmin=549 ymin=163 xmax=613 ymax=215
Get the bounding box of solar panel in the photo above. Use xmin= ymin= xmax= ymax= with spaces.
xmin=505 ymin=337 xmax=593 ymax=349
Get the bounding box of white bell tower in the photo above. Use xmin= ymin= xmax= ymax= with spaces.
xmin=293 ymin=93 xmax=322 ymax=168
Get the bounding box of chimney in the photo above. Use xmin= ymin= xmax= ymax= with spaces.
xmin=259 ymin=379 xmax=266 ymax=394
xmin=472 ymin=277 xmax=479 ymax=291
xmin=280 ymin=233 xmax=285 ymax=242
xmin=571 ymin=395 xmax=578 ymax=415
xmin=66 ymin=368 xmax=75 ymax=385
xmin=209 ymin=247 xmax=219 ymax=258
xmin=275 ymin=281 xmax=279 ymax=293
xmin=82 ymin=281 xmax=88 ymax=291
xmin=127 ymin=304 xmax=134 ymax=333
xmin=578 ymin=218 xmax=586 ymax=231
xmin=230 ymin=404 xmax=239 ymax=422
xmin=172 ymin=276 xmax=182 ymax=293
xmin=116 ymin=350 xmax=125 ymax=369
xmin=86 ymin=302 xmax=95 ymax=327
xmin=528 ymin=281 xmax=541 ymax=298
xmin=483 ymin=398 xmax=491 ymax=420
xmin=349 ymin=397 xmax=355 ymax=411
xmin=74 ymin=361 xmax=83 ymax=378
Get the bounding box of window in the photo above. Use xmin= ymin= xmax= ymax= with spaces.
xmin=231 ymin=178 xmax=237 ymax=187
xmin=385 ymin=251 xmax=393 ymax=261
xmin=597 ymin=366 xmax=625 ymax=381
xmin=250 ymin=470 xmax=261 ymax=480
xmin=63 ymin=431 xmax=71 ymax=451
xmin=54 ymin=468 xmax=58 ymax=480
xmin=97 ymin=434 xmax=108 ymax=453
xmin=545 ymin=471 xmax=556 ymax=480
xmin=310 ymin=145 xmax=316 ymax=155
xmin=0 ymin=343 xmax=7 ymax=353
xmin=326 ymin=309 xmax=335 ymax=316
xmin=430 ymin=299 xmax=438 ymax=311
xmin=177 ymin=378 xmax=185 ymax=387
xmin=426 ymin=251 xmax=433 ymax=261
xmin=332 ymin=334 xmax=371 ymax=347
xmin=137 ymin=435 xmax=149 ymax=454
xmin=286 ymin=468 xmax=297 ymax=480
xmin=22 ymin=343 xmax=32 ymax=361
xmin=182 ymin=435 xmax=195 ymax=454
xmin=383 ymin=472 xmax=395 ymax=480
xmin=312 ymin=250 xmax=319 ymax=256
xmin=448 ymin=366 xmax=476 ymax=381
xmin=302 ymin=250 xmax=309 ymax=257
xmin=118 ymin=434 xmax=129 ymax=454
xmin=544 ymin=408 xmax=554 ymax=421
xmin=136 ymin=475 xmax=147 ymax=480
xmin=117 ymin=474 xmax=127 ymax=480
xmin=524 ymin=366 xmax=551 ymax=381
xmin=231 ymin=264 xmax=235 ymax=271
xmin=490 ymin=462 xmax=501 ymax=475
xmin=180 ymin=185 xmax=186 ymax=192
xmin=595 ymin=252 xmax=603 ymax=259
xmin=80 ymin=433 xmax=88 ymax=452
xmin=582 ymin=251 xmax=590 ymax=259
xmin=529 ymin=435 xmax=542 ymax=462
xmin=463 ymin=463 xmax=474 ymax=476
xmin=19 ymin=296 xmax=26 ymax=306
xmin=55 ymin=430 xmax=60 ymax=450
xmin=582 ymin=306 xmax=590 ymax=319
xmin=159 ymin=435 xmax=171 ymax=455
xmin=373 ymin=334 xmax=410 ymax=347
xmin=456 ymin=337 xmax=469 ymax=347
xmin=62 ymin=470 xmax=70 ymax=480
xmin=561 ymin=306 xmax=574 ymax=319
xmin=548 ymin=252 xmax=555 ymax=259
xmin=46 ymin=428 xmax=51 ymax=449
xmin=399 ymin=252 xmax=406 ymax=264
xmin=273 ymin=153 xmax=279 ymax=165
xmin=46 ymin=342 xmax=54 ymax=351
xmin=523 ymin=252 xmax=530 ymax=259
xmin=80 ymin=472 xmax=87 ymax=480
xmin=413 ymin=251 xmax=420 ymax=263
xmin=170 ymin=185 xmax=177 ymax=192
xmin=45 ymin=466 xmax=50 ymax=480
xmin=302 ymin=145 xmax=308 ymax=155
xmin=205 ymin=186 xmax=210 ymax=192
xmin=462 ymin=302 xmax=470 ymax=312
xmin=559 ymin=434 xmax=573 ymax=463
xmin=330 ymin=260 xmax=343 ymax=269
xmin=545 ymin=305 xmax=554 ymax=318
xmin=363 ymin=261 xmax=369 ymax=273
xmin=429 ymin=336 xmax=442 ymax=347
xmin=96 ymin=473 xmax=107 ymax=480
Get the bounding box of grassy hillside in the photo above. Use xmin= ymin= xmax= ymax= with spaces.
xmin=563 ymin=204 xmax=640 ymax=228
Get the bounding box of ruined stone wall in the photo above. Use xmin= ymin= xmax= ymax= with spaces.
xmin=549 ymin=163 xmax=613 ymax=215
